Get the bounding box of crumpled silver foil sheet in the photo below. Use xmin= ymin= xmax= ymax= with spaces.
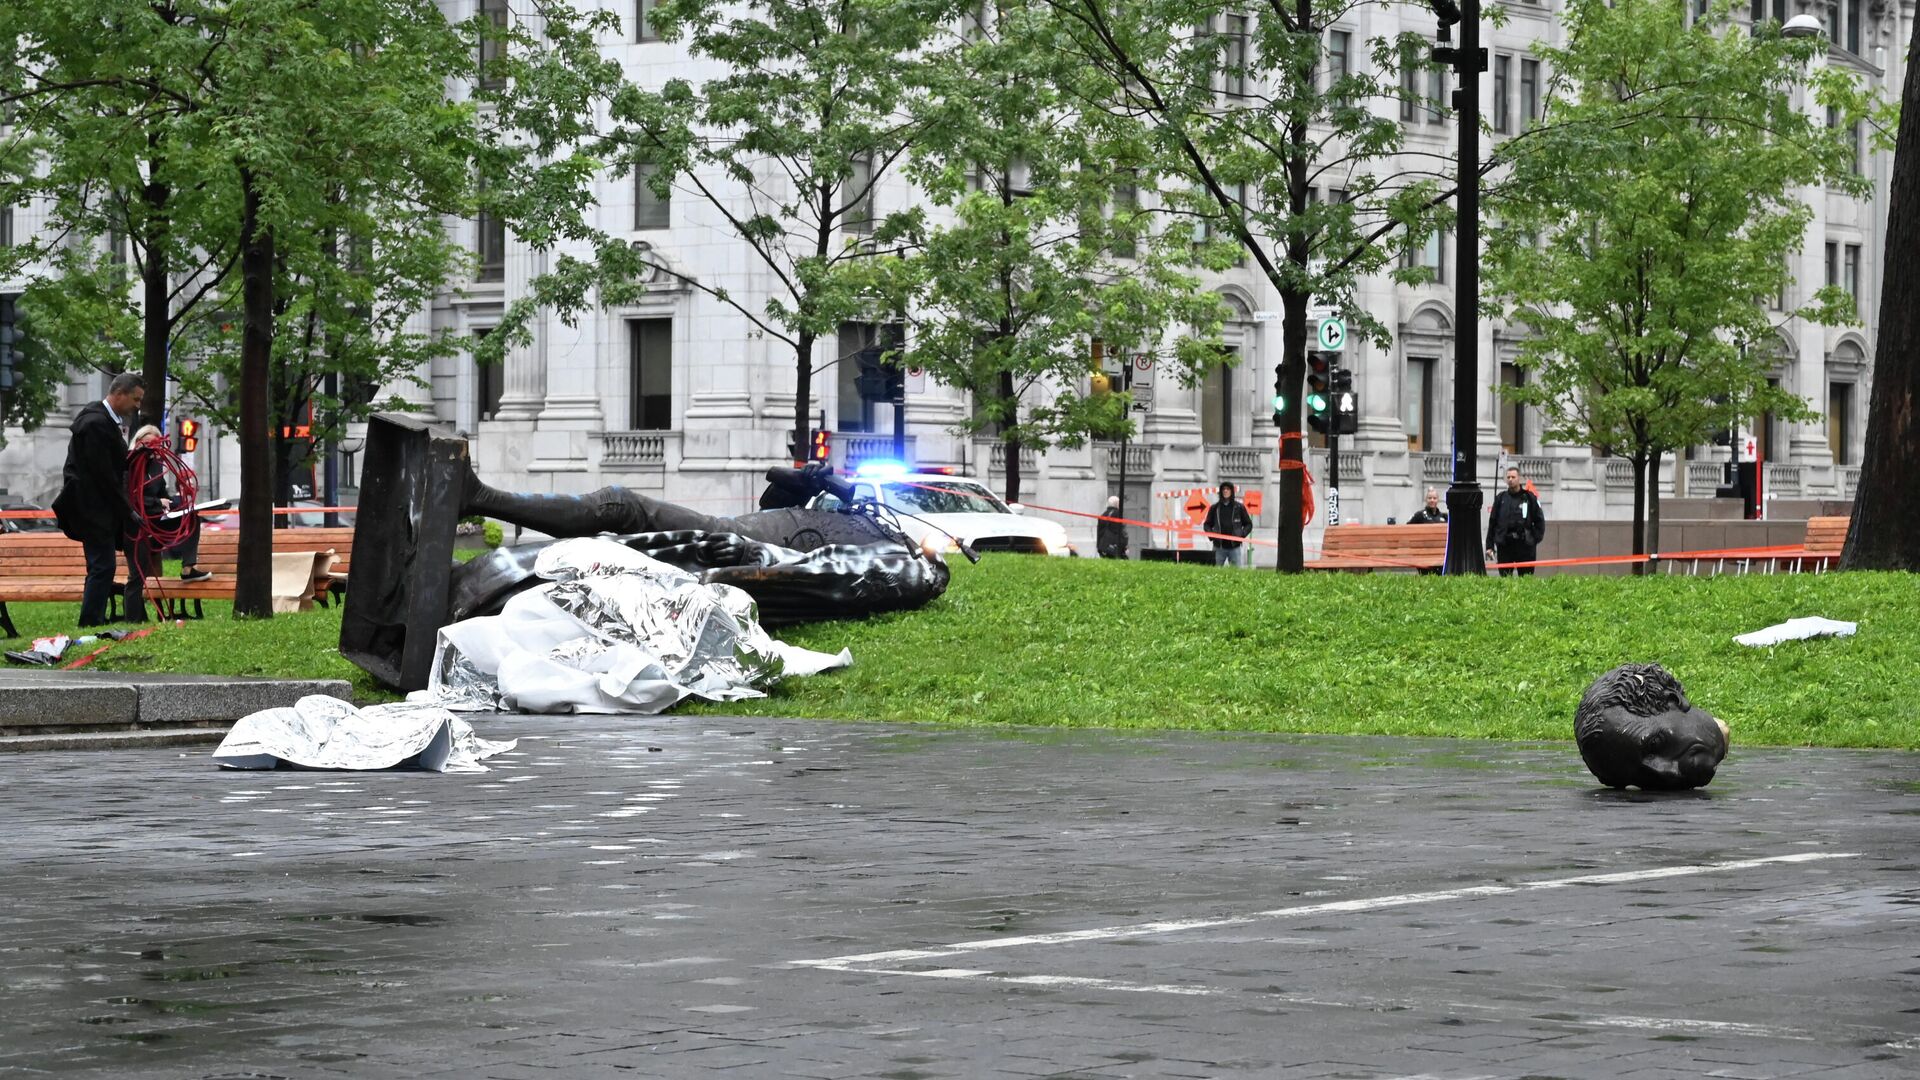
xmin=416 ymin=538 xmax=849 ymax=715
xmin=211 ymin=695 xmax=517 ymax=773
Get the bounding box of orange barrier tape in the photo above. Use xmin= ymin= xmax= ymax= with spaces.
xmin=0 ymin=506 xmax=360 ymax=520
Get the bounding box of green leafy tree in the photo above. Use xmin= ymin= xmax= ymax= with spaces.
xmin=1484 ymin=0 xmax=1871 ymax=562
xmin=2 ymin=0 xmax=605 ymax=615
xmin=1037 ymin=0 xmax=1461 ymax=571
xmin=585 ymin=0 xmax=944 ymax=461
xmin=898 ymin=0 xmax=1227 ymax=504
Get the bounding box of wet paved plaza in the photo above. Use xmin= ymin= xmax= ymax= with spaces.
xmin=2 ymin=717 xmax=1917 ymax=1079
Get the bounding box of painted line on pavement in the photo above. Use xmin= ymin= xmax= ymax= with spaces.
xmin=791 ymin=852 xmax=1859 ymax=970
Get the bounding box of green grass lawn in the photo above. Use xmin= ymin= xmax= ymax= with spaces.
xmin=7 ymin=556 xmax=1915 ymax=747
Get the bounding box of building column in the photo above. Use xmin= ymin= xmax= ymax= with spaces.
xmin=491 ymin=244 xmax=546 ymax=422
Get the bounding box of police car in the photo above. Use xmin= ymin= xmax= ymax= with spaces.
xmin=808 ymin=463 xmax=1075 ymax=557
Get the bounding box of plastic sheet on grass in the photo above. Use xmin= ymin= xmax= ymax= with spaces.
xmin=414 ymin=537 xmax=850 ymax=715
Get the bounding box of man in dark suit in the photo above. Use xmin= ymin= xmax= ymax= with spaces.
xmin=1485 ymin=466 xmax=1547 ymax=577
xmin=52 ymin=373 xmax=146 ymax=626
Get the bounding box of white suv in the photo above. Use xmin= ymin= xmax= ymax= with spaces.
xmin=808 ymin=469 xmax=1074 ymax=557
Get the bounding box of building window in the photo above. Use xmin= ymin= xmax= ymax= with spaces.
xmin=475 ymin=207 xmax=505 ymax=283
xmin=1500 ymin=362 xmax=1525 ymax=454
xmin=629 ymin=318 xmax=672 ymax=430
xmin=1402 ymin=230 xmax=1445 ymax=283
xmin=1326 ymin=30 xmax=1351 ymax=91
xmin=636 ymin=0 xmax=659 ymax=41
xmin=0 ymin=204 xmax=12 ymax=249
xmin=1750 ymin=0 xmax=1787 ymax=25
xmin=1845 ymin=0 xmax=1862 ymax=53
xmin=963 ymin=0 xmax=988 ymax=41
xmin=1427 ymin=65 xmax=1446 ymax=123
xmin=1824 ymin=241 xmax=1837 ymax=289
xmin=1520 ymin=59 xmax=1541 ymax=123
xmin=1843 ymin=243 xmax=1860 ymax=314
xmin=1222 ymin=15 xmax=1250 ymax=98
xmin=634 ymin=162 xmax=670 ymax=230
xmin=1850 ymin=121 xmax=1863 ymax=176
xmin=1405 ymin=357 xmax=1436 ymax=451
xmin=1828 ymin=381 xmax=1851 ymax=464
xmin=844 ymin=154 xmax=874 ymax=235
xmin=478 ymin=0 xmax=509 ymax=90
xmin=474 ymin=329 xmax=503 ymax=426
xmin=1110 ymin=174 xmax=1137 ymax=259
xmin=1493 ymin=54 xmax=1511 ymax=134
xmin=1201 ymin=349 xmax=1237 ymax=446
xmin=836 ymin=322 xmax=904 ymax=433
xmin=1400 ymin=59 xmax=1421 ymax=123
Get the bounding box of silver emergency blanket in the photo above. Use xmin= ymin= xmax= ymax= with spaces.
xmin=1734 ymin=616 xmax=1858 ymax=647
xmin=211 ymin=695 xmax=516 ymax=772
xmin=415 ymin=537 xmax=851 ymax=714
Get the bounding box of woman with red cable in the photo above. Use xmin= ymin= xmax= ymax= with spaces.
xmin=129 ymin=425 xmax=213 ymax=584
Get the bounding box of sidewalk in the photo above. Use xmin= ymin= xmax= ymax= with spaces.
xmin=2 ymin=716 xmax=1916 ymax=1078
xmin=0 ymin=669 xmax=350 ymax=751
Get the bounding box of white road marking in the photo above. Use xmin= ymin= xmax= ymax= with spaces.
xmin=791 ymin=852 xmax=1859 ymax=970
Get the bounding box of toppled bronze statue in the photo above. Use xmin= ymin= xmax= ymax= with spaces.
xmin=341 ymin=414 xmax=951 ymax=691
xmin=1574 ymin=663 xmax=1730 ymax=790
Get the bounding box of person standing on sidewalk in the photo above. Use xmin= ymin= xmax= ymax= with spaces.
xmin=1096 ymin=495 xmax=1129 ymax=559
xmin=1202 ymin=482 xmax=1254 ymax=568
xmin=52 ymin=373 xmax=145 ymax=626
xmin=1486 ymin=467 xmax=1547 ymax=577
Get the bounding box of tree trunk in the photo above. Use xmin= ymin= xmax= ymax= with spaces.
xmin=792 ymin=329 xmax=813 ymax=465
xmin=1647 ymin=450 xmax=1663 ymax=573
xmin=1629 ymin=452 xmax=1648 ymax=575
xmin=999 ymin=365 xmax=1022 ymax=507
xmin=233 ymin=169 xmax=275 ymax=619
xmin=139 ymin=137 xmax=170 ymax=433
xmin=1843 ymin=18 xmax=1920 ymax=570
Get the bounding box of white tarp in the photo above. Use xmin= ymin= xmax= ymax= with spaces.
xmin=1733 ymin=616 xmax=1859 ymax=648
xmin=413 ymin=537 xmax=850 ymax=714
xmin=212 ymin=695 xmax=516 ymax=772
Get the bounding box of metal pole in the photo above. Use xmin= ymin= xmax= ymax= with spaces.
xmin=1440 ymin=0 xmax=1487 ymax=575
xmin=1117 ymin=361 xmax=1131 ymax=549
xmin=1328 ymin=430 xmax=1341 ymax=525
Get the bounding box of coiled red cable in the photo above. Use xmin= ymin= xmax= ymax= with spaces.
xmin=127 ymin=440 xmax=199 ymax=549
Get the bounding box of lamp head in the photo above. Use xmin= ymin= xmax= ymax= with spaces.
xmin=1781 ymin=13 xmax=1825 ymax=38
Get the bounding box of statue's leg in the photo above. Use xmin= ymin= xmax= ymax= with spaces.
xmin=462 ymin=472 xmax=732 ymax=537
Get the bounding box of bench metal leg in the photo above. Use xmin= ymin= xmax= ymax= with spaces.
xmin=0 ymin=601 xmax=15 ymax=639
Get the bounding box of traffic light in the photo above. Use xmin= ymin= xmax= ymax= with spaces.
xmin=1331 ymin=367 xmax=1358 ymax=435
xmin=178 ymin=417 xmax=201 ymax=453
xmin=0 ymin=293 xmax=20 ymax=394
xmin=1270 ymin=362 xmax=1285 ymax=426
xmin=1306 ymin=352 xmax=1334 ymax=434
xmin=810 ymin=429 xmax=831 ymax=464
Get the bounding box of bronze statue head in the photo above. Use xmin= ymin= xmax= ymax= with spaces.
xmin=1574 ymin=663 xmax=1730 ymax=790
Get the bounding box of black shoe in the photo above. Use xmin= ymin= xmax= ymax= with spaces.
xmin=181 ymin=568 xmax=214 ymax=583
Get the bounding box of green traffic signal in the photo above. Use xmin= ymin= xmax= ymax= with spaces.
xmin=1306 ymin=391 xmax=1329 ymax=414
xmin=1270 ymin=393 xmax=1286 ymax=412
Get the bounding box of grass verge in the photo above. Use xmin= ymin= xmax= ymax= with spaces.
xmin=5 ymin=556 xmax=1914 ymax=747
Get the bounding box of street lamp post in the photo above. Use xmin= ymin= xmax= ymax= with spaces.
xmin=1431 ymin=0 xmax=1488 ymax=575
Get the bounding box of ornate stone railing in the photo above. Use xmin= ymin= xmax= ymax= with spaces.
xmin=1416 ymin=451 xmax=1451 ymax=485
xmin=1098 ymin=441 xmax=1153 ymax=475
xmin=598 ymin=430 xmax=666 ymax=468
xmin=1210 ymin=444 xmax=1263 ymax=480
xmin=1841 ymin=466 xmax=1861 ymax=498
xmin=1603 ymin=458 xmax=1635 ymax=487
xmin=1510 ymin=455 xmax=1555 ymax=488
xmin=1687 ymin=462 xmax=1726 ymax=493
xmin=840 ymin=434 xmax=916 ymax=471
xmin=985 ymin=441 xmax=1039 ymax=474
xmin=1765 ymin=463 xmax=1802 ymax=497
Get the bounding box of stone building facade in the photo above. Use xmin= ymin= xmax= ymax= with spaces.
xmin=2 ymin=0 xmax=1909 ymax=562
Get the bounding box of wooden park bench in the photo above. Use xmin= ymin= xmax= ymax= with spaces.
xmin=1306 ymin=523 xmax=1449 ymax=572
xmin=0 ymin=524 xmax=352 ymax=637
xmin=1799 ymin=515 xmax=1849 ymax=570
